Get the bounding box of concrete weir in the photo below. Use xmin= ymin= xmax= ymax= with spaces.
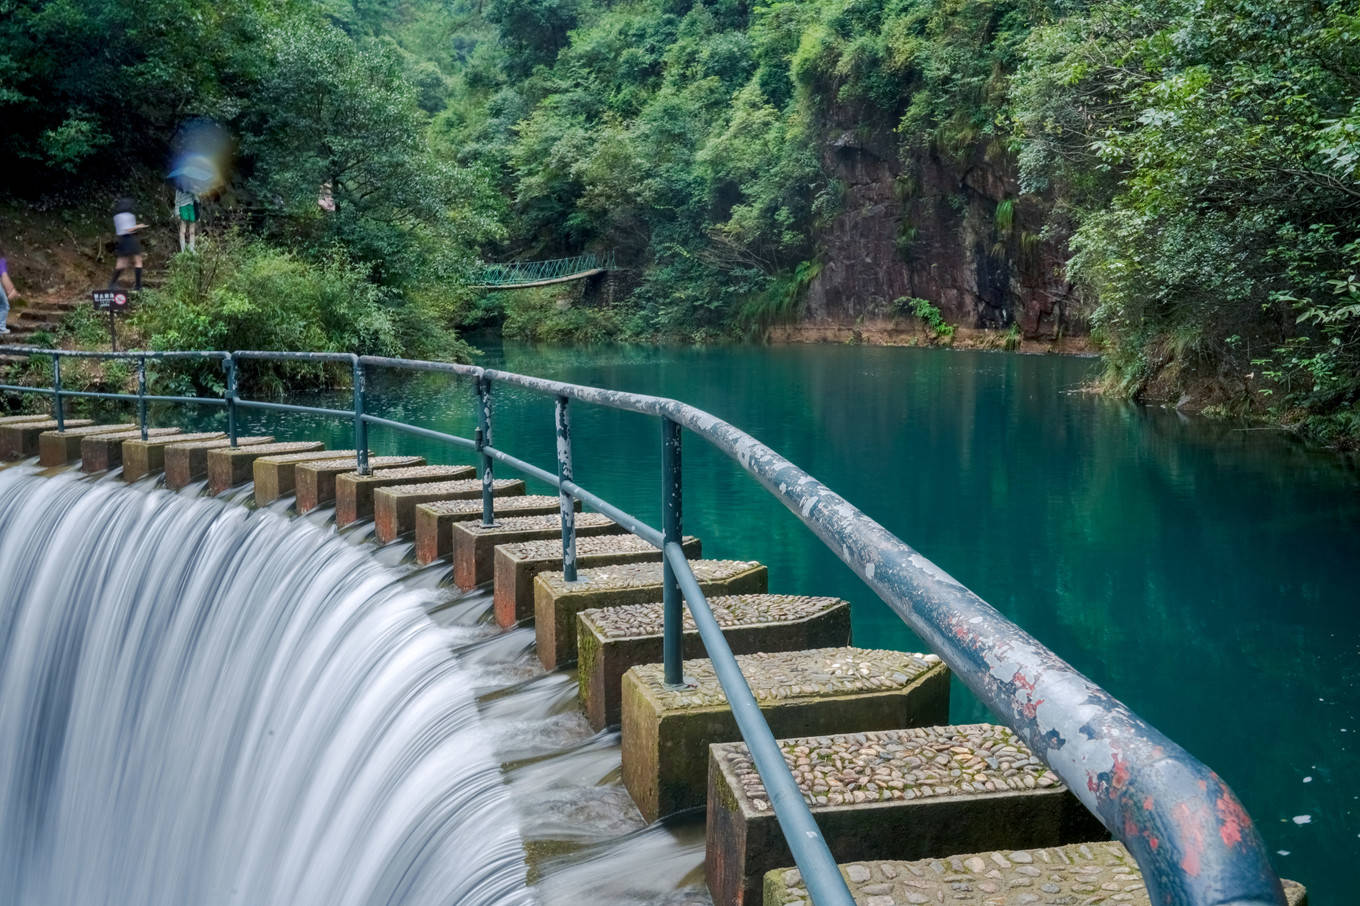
xmin=414 ymin=496 xmax=573 ymax=565
xmin=251 ymin=449 xmax=359 ymax=504
xmin=577 ymin=594 xmax=851 ymax=731
xmin=36 ymin=423 xmax=136 ymax=466
xmin=123 ymin=432 xmax=225 ymax=481
xmin=762 ymin=842 xmax=1309 ymax=906
xmin=206 ymin=441 xmax=326 ymax=494
xmin=81 ymin=427 xmax=182 ymax=473
xmin=446 ymin=511 xmax=624 ymax=580
xmin=293 ymin=456 xmax=426 ymax=512
xmin=2 ymin=419 xmax=94 ymax=459
xmin=164 ymin=436 xmax=275 ymax=489
xmin=706 ymin=724 xmax=1106 ymax=906
xmin=373 ymin=478 xmax=525 ymax=542
xmin=621 ymin=647 xmax=949 ymax=822
xmin=494 ymin=533 xmax=703 ymax=631
xmin=334 ymin=465 xmax=476 ymax=527
xmin=532 ymin=560 xmax=769 ymax=666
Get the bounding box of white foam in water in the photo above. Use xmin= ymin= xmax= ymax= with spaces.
xmin=0 ymin=468 xmax=534 ymax=906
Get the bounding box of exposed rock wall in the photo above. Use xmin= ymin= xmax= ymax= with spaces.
xmin=797 ymin=127 xmax=1085 ymax=340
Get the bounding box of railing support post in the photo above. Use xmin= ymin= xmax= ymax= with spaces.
xmin=352 ymin=356 xmax=369 ymax=475
xmin=555 ymin=395 xmax=577 ymax=582
xmin=661 ymin=417 xmax=683 ymax=686
xmin=476 ymin=375 xmax=494 ymax=526
xmin=224 ymin=355 xmax=238 ymax=447
xmin=137 ymin=355 xmax=148 ymax=441
xmin=52 ymin=356 xmax=64 ymax=432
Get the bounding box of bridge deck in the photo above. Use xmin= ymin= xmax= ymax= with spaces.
xmin=472 ymin=267 xmax=605 ymax=290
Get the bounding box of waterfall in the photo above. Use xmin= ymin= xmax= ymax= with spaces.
xmin=0 ymin=466 xmax=533 ymax=906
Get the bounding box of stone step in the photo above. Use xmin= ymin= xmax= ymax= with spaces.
xmin=294 ymin=456 xmax=427 ymax=513
xmin=373 ymin=478 xmax=525 ymax=543
xmin=252 ymin=449 xmax=359 ymax=504
xmin=495 ymin=533 xmax=702 ymax=630
xmin=762 ymin=842 xmax=1308 ymax=906
xmin=446 ymin=511 xmax=625 ymax=580
xmin=0 ymin=414 xmax=52 ymax=425
xmin=164 ymin=436 xmax=275 ymax=489
xmin=335 ymin=465 xmax=476 ymax=527
xmin=206 ymin=441 xmax=325 ymax=494
xmin=707 ymin=723 xmax=1107 ymax=906
xmin=122 ymin=432 xmax=225 ymax=482
xmin=578 ymin=594 xmax=852 ymax=731
xmin=36 ymin=423 xmax=136 ymax=466
xmin=621 ymin=646 xmax=949 ymax=822
xmin=415 ymin=496 xmax=577 ymax=565
xmin=1 ymin=418 xmax=94 ymax=459
xmin=82 ymin=427 xmax=182 ymax=473
xmin=534 ymin=559 xmax=769 ymax=669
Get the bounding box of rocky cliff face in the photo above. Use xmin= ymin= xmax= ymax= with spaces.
xmin=792 ymin=127 xmax=1084 ymax=340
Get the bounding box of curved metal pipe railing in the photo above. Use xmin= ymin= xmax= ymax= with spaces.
xmin=0 ymin=345 xmax=1287 ymax=906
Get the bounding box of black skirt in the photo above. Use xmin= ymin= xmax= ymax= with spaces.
xmin=115 ymin=233 xmax=142 ymax=257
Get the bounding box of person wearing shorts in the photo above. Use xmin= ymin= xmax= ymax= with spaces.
xmin=110 ymin=197 xmax=146 ymax=291
xmin=0 ymin=253 xmax=19 ymax=335
xmin=175 ymin=187 xmax=199 ymax=252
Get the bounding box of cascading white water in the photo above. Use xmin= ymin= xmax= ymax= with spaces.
xmin=0 ymin=466 xmax=534 ymax=906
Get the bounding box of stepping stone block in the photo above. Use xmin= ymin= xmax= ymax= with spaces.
xmin=534 ymin=560 xmax=769 ymax=669
xmin=707 ymin=723 xmax=1107 ymax=906
xmin=0 ymin=414 xmax=52 ymax=424
xmin=252 ymin=449 xmax=357 ymax=504
xmin=294 ymin=456 xmax=427 ymax=513
xmin=762 ymin=841 xmax=1308 ymax=906
xmin=416 ymin=496 xmax=579 ymax=566
xmin=448 ymin=511 xmax=625 ymax=580
xmin=122 ymin=432 xmax=225 ymax=481
xmin=37 ymin=423 xmax=135 ymax=466
xmin=621 ymin=646 xmax=949 ymax=822
xmin=2 ymin=419 xmax=93 ymax=459
xmin=335 ymin=465 xmax=475 ymax=527
xmin=373 ymin=478 xmax=525 ymax=543
xmin=496 ymin=534 xmax=702 ymax=630
xmin=206 ymin=441 xmax=324 ymax=494
xmin=81 ymin=428 xmax=182 ymax=473
xmin=578 ymin=594 xmax=852 ymax=731
xmin=164 ymin=436 xmax=274 ymax=489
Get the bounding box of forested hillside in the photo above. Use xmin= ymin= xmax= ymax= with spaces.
xmin=2 ymin=0 xmax=1358 ymax=442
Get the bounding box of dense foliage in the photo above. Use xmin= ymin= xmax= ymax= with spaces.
xmin=3 ymin=0 xmax=1358 ymax=440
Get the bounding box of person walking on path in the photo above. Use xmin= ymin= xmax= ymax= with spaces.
xmin=174 ymin=184 xmax=199 ymax=252
xmin=109 ymin=197 xmax=147 ymax=291
xmin=0 ymin=252 xmax=20 ymax=335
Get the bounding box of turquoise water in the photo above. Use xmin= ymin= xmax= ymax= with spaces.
xmin=222 ymin=341 xmax=1357 ymax=901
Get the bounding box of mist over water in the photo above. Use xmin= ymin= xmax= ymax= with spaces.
xmin=0 ymin=467 xmax=532 ymax=906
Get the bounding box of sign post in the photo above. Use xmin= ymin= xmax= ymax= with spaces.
xmin=91 ymin=290 xmax=130 ymax=351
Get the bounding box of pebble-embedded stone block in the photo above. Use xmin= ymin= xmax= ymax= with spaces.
xmin=533 ymin=560 xmax=769 ymax=668
xmin=495 ymin=534 xmax=702 ymax=631
xmin=416 ymin=496 xmax=578 ymax=566
xmin=163 ymin=436 xmax=274 ymax=489
xmin=442 ymin=510 xmax=612 ymax=576
xmin=3 ymin=419 xmax=94 ymax=459
xmin=621 ymin=646 xmax=949 ymax=822
xmin=81 ymin=428 xmax=181 ymax=473
xmin=122 ymin=432 xmax=225 ymax=481
xmin=577 ymin=594 xmax=851 ymax=731
xmin=707 ymin=723 xmax=1107 ymax=906
xmin=252 ymin=449 xmax=358 ymax=504
xmin=294 ymin=455 xmax=426 ymax=513
xmin=761 ymin=841 xmax=1309 ymax=906
xmin=206 ymin=441 xmax=325 ymax=495
xmin=373 ymin=478 xmax=525 ymax=543
xmin=36 ymin=423 xmax=134 ymax=466
xmin=334 ymin=465 xmax=476 ymax=527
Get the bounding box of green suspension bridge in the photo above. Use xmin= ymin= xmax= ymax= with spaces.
xmin=472 ymin=251 xmax=616 ymax=290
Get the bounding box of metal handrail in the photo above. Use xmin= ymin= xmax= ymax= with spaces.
xmin=0 ymin=345 xmax=1287 ymax=906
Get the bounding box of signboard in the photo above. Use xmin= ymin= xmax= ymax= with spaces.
xmin=92 ymin=290 xmax=129 ymax=311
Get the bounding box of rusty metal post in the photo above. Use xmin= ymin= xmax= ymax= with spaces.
xmin=661 ymin=417 xmax=683 ymax=686
xmin=555 ymin=395 xmax=577 ymax=581
xmin=137 ymin=355 xmax=148 ymax=440
xmin=475 ymin=375 xmax=494 ymax=526
xmin=52 ymin=356 xmax=64 ymax=432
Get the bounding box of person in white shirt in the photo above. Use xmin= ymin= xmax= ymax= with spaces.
xmin=174 ymin=185 xmax=199 ymax=252
xmin=110 ymin=197 xmax=146 ymax=291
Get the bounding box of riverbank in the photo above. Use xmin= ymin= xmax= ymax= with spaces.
xmin=767 ymin=321 xmax=1099 ymax=356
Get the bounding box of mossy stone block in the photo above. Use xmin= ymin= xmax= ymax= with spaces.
xmin=334 ymin=464 xmax=475 ymax=527
xmin=163 ymin=436 xmax=274 ymax=489
xmin=81 ymin=428 xmax=181 ymax=473
xmin=206 ymin=441 xmax=324 ymax=494
xmin=447 ymin=511 xmax=622 ymax=580
xmin=252 ymin=449 xmax=357 ymax=504
xmin=373 ymin=478 xmax=525 ymax=543
xmin=122 ymin=432 xmax=224 ymax=481
xmin=415 ymin=496 xmax=577 ymax=565
xmin=293 ymin=455 xmax=425 ymax=513
xmin=37 ymin=423 xmax=134 ymax=466
xmin=3 ymin=419 xmax=93 ymax=459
